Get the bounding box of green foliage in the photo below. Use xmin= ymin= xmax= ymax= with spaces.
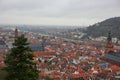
xmin=4 ymin=35 xmax=39 ymax=80
xmin=0 ymin=68 xmax=7 ymax=80
xmin=85 ymin=17 xmax=120 ymax=39
xmin=45 ymin=76 xmax=54 ymax=80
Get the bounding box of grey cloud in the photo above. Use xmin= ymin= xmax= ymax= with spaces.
xmin=0 ymin=0 xmax=120 ymax=25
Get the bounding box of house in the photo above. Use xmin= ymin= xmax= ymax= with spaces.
xmin=101 ymin=52 xmax=120 ymax=66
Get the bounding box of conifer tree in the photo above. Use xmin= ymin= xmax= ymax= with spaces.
xmin=4 ymin=35 xmax=39 ymax=80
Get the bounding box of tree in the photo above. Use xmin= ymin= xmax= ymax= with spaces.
xmin=45 ymin=76 xmax=54 ymax=80
xmin=4 ymin=35 xmax=39 ymax=80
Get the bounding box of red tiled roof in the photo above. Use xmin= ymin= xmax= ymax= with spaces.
xmin=110 ymin=65 xmax=120 ymax=71
xmin=39 ymin=71 xmax=46 ymax=77
xmin=34 ymin=51 xmax=56 ymax=56
xmin=72 ymin=72 xmax=87 ymax=78
xmin=0 ymin=56 xmax=3 ymax=62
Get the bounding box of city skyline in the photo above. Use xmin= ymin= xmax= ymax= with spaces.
xmin=0 ymin=0 xmax=120 ymax=26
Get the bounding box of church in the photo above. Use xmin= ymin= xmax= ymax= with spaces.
xmin=101 ymin=32 xmax=120 ymax=66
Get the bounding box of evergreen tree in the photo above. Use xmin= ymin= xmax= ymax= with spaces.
xmin=4 ymin=35 xmax=39 ymax=80
xmin=45 ymin=76 xmax=54 ymax=80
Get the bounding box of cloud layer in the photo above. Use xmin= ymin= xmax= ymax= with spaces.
xmin=0 ymin=0 xmax=120 ymax=26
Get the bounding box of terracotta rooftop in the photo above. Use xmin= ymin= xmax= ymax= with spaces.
xmin=34 ymin=51 xmax=56 ymax=56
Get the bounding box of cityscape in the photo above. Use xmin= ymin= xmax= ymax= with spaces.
xmin=0 ymin=0 xmax=120 ymax=80
xmin=0 ymin=20 xmax=120 ymax=80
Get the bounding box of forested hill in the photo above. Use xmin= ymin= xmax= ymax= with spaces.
xmin=85 ymin=17 xmax=120 ymax=39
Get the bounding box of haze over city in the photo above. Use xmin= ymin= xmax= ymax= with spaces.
xmin=0 ymin=0 xmax=120 ymax=80
xmin=0 ymin=0 xmax=120 ymax=26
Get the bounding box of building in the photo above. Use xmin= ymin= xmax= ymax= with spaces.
xmin=0 ymin=39 xmax=8 ymax=55
xmin=102 ymin=51 xmax=120 ymax=66
xmin=0 ymin=40 xmax=8 ymax=50
xmin=29 ymin=43 xmax=44 ymax=51
xmin=14 ymin=28 xmax=18 ymax=42
xmin=101 ymin=32 xmax=120 ymax=66
xmin=105 ymin=32 xmax=114 ymax=53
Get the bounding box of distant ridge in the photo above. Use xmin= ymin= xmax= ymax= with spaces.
xmin=85 ymin=17 xmax=120 ymax=39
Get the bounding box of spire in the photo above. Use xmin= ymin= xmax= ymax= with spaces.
xmin=106 ymin=31 xmax=113 ymax=48
xmin=107 ymin=32 xmax=112 ymax=41
xmin=41 ymin=36 xmax=46 ymax=51
xmin=105 ymin=31 xmax=113 ymax=53
xmin=15 ymin=27 xmax=18 ymax=42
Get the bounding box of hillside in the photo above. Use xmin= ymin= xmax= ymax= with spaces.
xmin=85 ymin=17 xmax=120 ymax=39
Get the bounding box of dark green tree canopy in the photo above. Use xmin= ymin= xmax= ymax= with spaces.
xmin=4 ymin=35 xmax=39 ymax=80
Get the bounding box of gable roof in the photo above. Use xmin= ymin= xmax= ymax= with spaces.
xmin=29 ymin=43 xmax=43 ymax=51
xmin=104 ymin=52 xmax=120 ymax=63
xmin=0 ymin=40 xmax=5 ymax=45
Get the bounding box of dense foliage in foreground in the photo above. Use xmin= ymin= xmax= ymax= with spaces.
xmin=4 ymin=35 xmax=39 ymax=80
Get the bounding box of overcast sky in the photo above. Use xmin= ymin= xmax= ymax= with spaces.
xmin=0 ymin=0 xmax=120 ymax=26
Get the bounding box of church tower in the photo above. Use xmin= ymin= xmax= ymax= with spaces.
xmin=14 ymin=28 xmax=18 ymax=42
xmin=105 ymin=32 xmax=113 ymax=53
xmin=41 ymin=36 xmax=46 ymax=51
